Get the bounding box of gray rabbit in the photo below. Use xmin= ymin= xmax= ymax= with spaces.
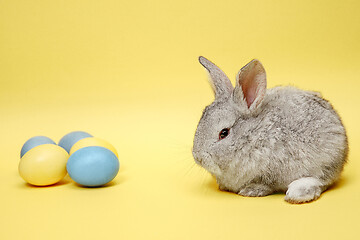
xmin=192 ymin=56 xmax=348 ymax=203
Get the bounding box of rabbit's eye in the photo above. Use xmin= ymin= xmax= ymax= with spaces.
xmin=219 ymin=128 xmax=229 ymax=140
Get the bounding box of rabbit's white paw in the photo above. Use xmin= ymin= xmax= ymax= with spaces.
xmin=285 ymin=177 xmax=323 ymax=204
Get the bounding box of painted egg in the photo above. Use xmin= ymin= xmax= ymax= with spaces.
xmin=58 ymin=131 xmax=92 ymax=153
xmin=66 ymin=146 xmax=119 ymax=187
xmin=19 ymin=144 xmax=69 ymax=186
xmin=20 ymin=136 xmax=56 ymax=158
xmin=69 ymin=137 xmax=119 ymax=157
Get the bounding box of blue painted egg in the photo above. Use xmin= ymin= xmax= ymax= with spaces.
xmin=20 ymin=136 xmax=56 ymax=158
xmin=66 ymin=146 xmax=120 ymax=187
xmin=58 ymin=131 xmax=93 ymax=153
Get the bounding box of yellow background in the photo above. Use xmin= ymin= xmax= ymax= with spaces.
xmin=1 ymin=0 xmax=359 ymax=239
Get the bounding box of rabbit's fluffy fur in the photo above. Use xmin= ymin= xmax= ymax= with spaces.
xmin=192 ymin=57 xmax=348 ymax=203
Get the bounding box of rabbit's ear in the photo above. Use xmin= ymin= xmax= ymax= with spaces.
xmin=199 ymin=56 xmax=233 ymax=100
xmin=233 ymin=59 xmax=267 ymax=110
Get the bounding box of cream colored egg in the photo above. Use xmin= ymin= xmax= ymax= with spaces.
xmin=69 ymin=137 xmax=119 ymax=158
xmin=19 ymin=144 xmax=69 ymax=186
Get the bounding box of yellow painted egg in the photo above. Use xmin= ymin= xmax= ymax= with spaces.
xmin=19 ymin=144 xmax=69 ymax=186
xmin=69 ymin=137 xmax=118 ymax=158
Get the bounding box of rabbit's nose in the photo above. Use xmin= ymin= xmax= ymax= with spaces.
xmin=194 ymin=157 xmax=203 ymax=166
xmin=192 ymin=150 xmax=202 ymax=164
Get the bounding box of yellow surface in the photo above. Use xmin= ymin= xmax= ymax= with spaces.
xmin=19 ymin=144 xmax=68 ymax=186
xmin=0 ymin=0 xmax=359 ymax=239
xmin=70 ymin=137 xmax=119 ymax=157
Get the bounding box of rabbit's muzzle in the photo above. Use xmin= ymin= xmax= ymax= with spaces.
xmin=192 ymin=149 xmax=210 ymax=166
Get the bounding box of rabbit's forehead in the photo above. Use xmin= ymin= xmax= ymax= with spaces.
xmin=201 ymin=102 xmax=236 ymax=126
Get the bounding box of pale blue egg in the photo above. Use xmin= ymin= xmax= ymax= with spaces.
xmin=58 ymin=131 xmax=93 ymax=153
xmin=66 ymin=146 xmax=120 ymax=187
xmin=21 ymin=136 xmax=56 ymax=158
